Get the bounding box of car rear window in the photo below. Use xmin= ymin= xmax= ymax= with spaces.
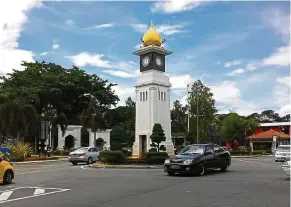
xmin=75 ymin=147 xmax=88 ymax=152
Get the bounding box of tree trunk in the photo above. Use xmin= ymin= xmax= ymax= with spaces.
xmin=157 ymin=143 xmax=160 ymax=152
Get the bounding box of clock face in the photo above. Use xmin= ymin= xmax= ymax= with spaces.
xmin=155 ymin=56 xmax=163 ymax=67
xmin=142 ymin=56 xmax=150 ymax=67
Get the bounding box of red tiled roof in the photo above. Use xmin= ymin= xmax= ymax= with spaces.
xmin=247 ymin=129 xmax=290 ymax=139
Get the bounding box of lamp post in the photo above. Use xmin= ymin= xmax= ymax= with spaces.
xmin=46 ymin=103 xmax=54 ymax=156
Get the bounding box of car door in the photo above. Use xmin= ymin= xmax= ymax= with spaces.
xmin=213 ymin=144 xmax=225 ymax=168
xmin=204 ymin=146 xmax=216 ymax=169
xmin=92 ymin=147 xmax=99 ymax=161
xmin=87 ymin=148 xmax=94 ymax=160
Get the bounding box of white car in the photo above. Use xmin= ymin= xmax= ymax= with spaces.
xmin=68 ymin=147 xmax=100 ymax=165
xmin=282 ymin=160 xmax=290 ymax=177
xmin=275 ymin=145 xmax=291 ymax=162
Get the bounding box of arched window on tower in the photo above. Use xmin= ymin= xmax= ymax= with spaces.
xmin=158 ymin=90 xmax=160 ymax=100
xmin=143 ymin=92 xmax=145 ymax=101
xmin=146 ymin=91 xmax=148 ymax=101
xmin=164 ymin=92 xmax=166 ymax=101
xmin=140 ymin=92 xmax=142 ymax=101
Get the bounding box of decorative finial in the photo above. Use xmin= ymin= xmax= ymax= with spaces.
xmin=151 ymin=20 xmax=154 ymax=27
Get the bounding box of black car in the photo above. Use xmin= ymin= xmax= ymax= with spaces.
xmin=164 ymin=144 xmax=231 ymax=176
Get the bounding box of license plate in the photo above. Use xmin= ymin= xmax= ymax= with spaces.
xmin=170 ymin=165 xmax=180 ymax=169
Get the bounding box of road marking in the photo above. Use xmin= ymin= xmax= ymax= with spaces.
xmin=0 ymin=186 xmax=71 ymax=204
xmin=33 ymin=188 xmax=45 ymax=195
xmin=0 ymin=191 xmax=13 ymax=201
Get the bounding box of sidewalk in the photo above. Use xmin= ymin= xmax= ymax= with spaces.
xmin=90 ymin=164 xmax=163 ymax=169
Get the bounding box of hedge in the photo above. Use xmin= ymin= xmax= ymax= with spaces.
xmin=10 ymin=154 xmax=24 ymax=162
xmin=145 ymin=152 xmax=169 ymax=164
xmin=99 ymin=150 xmax=126 ymax=164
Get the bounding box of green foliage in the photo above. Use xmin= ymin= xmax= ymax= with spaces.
xmin=99 ymin=150 xmax=126 ymax=163
xmin=110 ymin=126 xmax=127 ymax=150
xmin=145 ymin=152 xmax=169 ymax=164
xmin=221 ymin=112 xmax=258 ymax=143
xmin=171 ymin=100 xmax=187 ymax=134
xmin=10 ymin=141 xmax=33 ymax=159
xmin=10 ymin=154 xmax=25 ymax=162
xmin=150 ymin=123 xmax=166 ymax=152
xmin=187 ymin=80 xmax=217 ymax=143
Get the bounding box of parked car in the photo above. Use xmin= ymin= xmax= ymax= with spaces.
xmin=0 ymin=157 xmax=15 ymax=184
xmin=282 ymin=160 xmax=290 ymax=178
xmin=275 ymin=145 xmax=291 ymax=162
xmin=68 ymin=147 xmax=100 ymax=165
xmin=164 ymin=144 xmax=231 ymax=176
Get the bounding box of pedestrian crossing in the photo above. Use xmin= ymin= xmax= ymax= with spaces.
xmin=0 ymin=186 xmax=70 ymax=204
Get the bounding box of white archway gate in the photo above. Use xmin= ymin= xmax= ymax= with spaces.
xmin=57 ymin=125 xmax=111 ymax=149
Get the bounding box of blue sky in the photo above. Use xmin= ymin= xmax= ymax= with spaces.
xmin=0 ymin=0 xmax=290 ymax=116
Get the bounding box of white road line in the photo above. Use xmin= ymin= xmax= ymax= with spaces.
xmin=0 ymin=191 xmax=13 ymax=201
xmin=33 ymin=188 xmax=45 ymax=195
xmin=0 ymin=189 xmax=71 ymax=204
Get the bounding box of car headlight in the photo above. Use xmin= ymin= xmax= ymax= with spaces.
xmin=183 ymin=159 xmax=193 ymax=165
xmin=164 ymin=159 xmax=170 ymax=164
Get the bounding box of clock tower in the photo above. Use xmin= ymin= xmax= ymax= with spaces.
xmin=132 ymin=21 xmax=175 ymax=158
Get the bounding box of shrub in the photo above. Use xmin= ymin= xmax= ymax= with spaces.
xmin=145 ymin=152 xmax=168 ymax=164
xmin=251 ymin=150 xmax=264 ymax=155
xmin=99 ymin=150 xmax=126 ymax=164
xmin=11 ymin=141 xmax=33 ymax=159
xmin=125 ymin=158 xmax=147 ymax=165
xmin=53 ymin=149 xmax=69 ymax=156
xmin=10 ymin=154 xmax=24 ymax=162
xmin=148 ymin=148 xmax=157 ymax=152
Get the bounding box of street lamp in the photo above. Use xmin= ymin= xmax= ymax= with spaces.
xmin=46 ymin=103 xmax=54 ymax=156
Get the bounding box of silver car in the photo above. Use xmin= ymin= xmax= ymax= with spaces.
xmin=68 ymin=147 xmax=100 ymax=165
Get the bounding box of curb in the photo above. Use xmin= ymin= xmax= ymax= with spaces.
xmin=91 ymin=165 xmax=163 ymax=169
xmin=12 ymin=158 xmax=67 ymax=165
xmin=232 ymin=155 xmax=273 ymax=158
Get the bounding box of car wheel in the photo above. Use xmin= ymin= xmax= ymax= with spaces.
xmin=87 ymin=157 xmax=93 ymax=165
xmin=221 ymin=160 xmax=229 ymax=172
xmin=197 ymin=163 xmax=205 ymax=176
xmin=72 ymin=161 xmax=78 ymax=166
xmin=167 ymin=172 xmax=175 ymax=176
xmin=3 ymin=171 xmax=13 ymax=185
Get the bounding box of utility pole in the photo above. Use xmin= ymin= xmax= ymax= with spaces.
xmin=187 ymin=84 xmax=190 ymax=133
xmin=196 ymin=84 xmax=199 ymax=144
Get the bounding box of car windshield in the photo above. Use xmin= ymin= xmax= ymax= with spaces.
xmin=74 ymin=147 xmax=88 ymax=152
xmin=178 ymin=145 xmax=205 ymax=154
xmin=277 ymin=146 xmax=290 ymax=151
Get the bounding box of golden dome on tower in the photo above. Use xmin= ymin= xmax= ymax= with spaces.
xmin=141 ymin=20 xmax=164 ymax=47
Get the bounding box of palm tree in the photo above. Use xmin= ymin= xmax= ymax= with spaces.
xmin=0 ymin=96 xmax=38 ymax=143
xmin=81 ymin=99 xmax=106 ymax=147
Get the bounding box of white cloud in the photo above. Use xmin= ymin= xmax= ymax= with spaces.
xmin=66 ymin=52 xmax=139 ymax=78
xmin=273 ymin=76 xmax=290 ymax=116
xmin=262 ymin=46 xmax=290 ymax=67
xmin=131 ymin=23 xmax=187 ymax=36
xmin=156 ymin=24 xmax=186 ymax=35
xmin=65 ymin=19 xmax=75 ymax=27
xmin=39 ymin=52 xmax=48 ymax=56
xmin=66 ymin=52 xmax=112 ymax=68
xmin=224 ymin=59 xmax=242 ymax=68
xmin=151 ymin=0 xmax=206 ymax=14
xmin=226 ymin=68 xmax=245 ymax=76
xmin=103 ymin=70 xmax=139 ymax=78
xmin=112 ymin=85 xmax=135 ymax=107
xmin=89 ymin=23 xmax=115 ymax=30
xmin=52 ymin=43 xmax=60 ymax=50
xmin=169 ymin=74 xmax=193 ymax=89
xmin=0 ymin=0 xmax=42 ymax=75
xmin=130 ymin=24 xmax=148 ymax=33
xmin=211 ymin=81 xmax=241 ymax=105
xmin=262 ymin=8 xmax=290 ymax=43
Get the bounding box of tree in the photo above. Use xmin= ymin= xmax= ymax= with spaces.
xmin=248 ymin=110 xmax=283 ymax=123
xmin=150 ymin=123 xmax=166 ymax=152
xmin=0 ymin=96 xmax=38 ymax=143
xmin=171 ymin=100 xmax=187 ymax=134
xmin=81 ymin=98 xmax=106 ymax=147
xmin=110 ymin=126 xmax=127 ymax=150
xmin=0 ymin=61 xmax=119 ymax=124
xmin=205 ymin=123 xmax=224 ymax=145
xmin=281 ymin=114 xmax=290 ymax=122
xmin=221 ymin=112 xmax=258 ymax=144
xmin=187 ymin=80 xmax=217 ymax=143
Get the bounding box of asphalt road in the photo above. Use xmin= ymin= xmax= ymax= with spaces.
xmin=0 ymin=157 xmax=289 ymax=207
